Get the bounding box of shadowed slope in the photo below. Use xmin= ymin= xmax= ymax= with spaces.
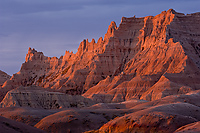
xmin=175 ymin=121 xmax=200 ymax=133
xmin=89 ymin=103 xmax=200 ymax=133
xmin=0 ymin=107 xmax=58 ymax=126
xmin=0 ymin=115 xmax=44 ymax=133
xmin=35 ymin=108 xmax=132 ymax=133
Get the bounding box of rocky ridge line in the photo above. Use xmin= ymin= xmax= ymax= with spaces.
xmin=0 ymin=9 xmax=200 ymax=103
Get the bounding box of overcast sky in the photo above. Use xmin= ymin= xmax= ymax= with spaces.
xmin=0 ymin=0 xmax=200 ymax=75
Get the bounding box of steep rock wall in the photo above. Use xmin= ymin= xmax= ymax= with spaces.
xmin=1 ymin=9 xmax=200 ymax=102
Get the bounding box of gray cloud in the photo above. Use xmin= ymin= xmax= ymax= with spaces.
xmin=1 ymin=0 xmax=197 ymax=15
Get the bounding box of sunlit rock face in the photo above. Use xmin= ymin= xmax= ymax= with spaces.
xmin=1 ymin=9 xmax=200 ymax=103
xmin=83 ymin=9 xmax=200 ymax=102
xmin=0 ymin=70 xmax=11 ymax=87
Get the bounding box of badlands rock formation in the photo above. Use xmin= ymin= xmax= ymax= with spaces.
xmin=83 ymin=9 xmax=200 ymax=102
xmin=1 ymin=9 xmax=200 ymax=103
xmin=87 ymin=90 xmax=200 ymax=133
xmin=0 ymin=86 xmax=94 ymax=109
xmin=90 ymin=103 xmax=200 ymax=133
xmin=0 ymin=70 xmax=10 ymax=86
xmin=34 ymin=91 xmax=200 ymax=133
xmin=0 ymin=9 xmax=200 ymax=133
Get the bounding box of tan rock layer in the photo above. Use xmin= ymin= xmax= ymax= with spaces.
xmin=0 ymin=86 xmax=94 ymax=109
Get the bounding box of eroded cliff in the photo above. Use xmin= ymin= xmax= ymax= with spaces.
xmin=1 ymin=9 xmax=200 ymax=103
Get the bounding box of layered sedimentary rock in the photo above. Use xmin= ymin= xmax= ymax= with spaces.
xmin=34 ymin=90 xmax=200 ymax=133
xmin=0 ymin=70 xmax=10 ymax=86
xmin=83 ymin=9 xmax=200 ymax=102
xmin=1 ymin=9 xmax=200 ymax=133
xmin=0 ymin=86 xmax=94 ymax=109
xmin=1 ymin=9 xmax=200 ymax=103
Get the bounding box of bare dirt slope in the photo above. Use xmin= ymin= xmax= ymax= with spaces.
xmin=85 ymin=91 xmax=200 ymax=133
xmin=0 ymin=107 xmax=58 ymax=126
xmin=175 ymin=121 xmax=200 ymax=133
xmin=0 ymin=115 xmax=44 ymax=133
